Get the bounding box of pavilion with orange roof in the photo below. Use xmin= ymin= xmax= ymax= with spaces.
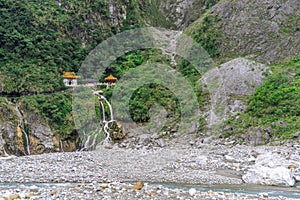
xmin=105 ymin=74 xmax=117 ymax=86
xmin=63 ymin=72 xmax=80 ymax=87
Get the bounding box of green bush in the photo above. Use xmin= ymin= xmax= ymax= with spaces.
xmin=20 ymin=93 xmax=74 ymax=136
xmin=226 ymin=56 xmax=300 ymax=138
xmin=192 ymin=14 xmax=222 ymax=58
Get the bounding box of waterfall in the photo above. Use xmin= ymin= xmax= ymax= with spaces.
xmin=15 ymin=105 xmax=30 ymax=155
xmin=100 ymin=101 xmax=106 ymax=122
xmin=95 ymin=91 xmax=114 ymax=144
xmin=99 ymin=95 xmax=114 ymax=121
xmin=59 ymin=137 xmax=64 ymax=152
xmin=81 ymin=91 xmax=114 ymax=150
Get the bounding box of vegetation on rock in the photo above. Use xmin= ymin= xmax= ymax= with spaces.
xmin=0 ymin=0 xmax=299 ymax=151
xmin=225 ymin=56 xmax=300 ymax=139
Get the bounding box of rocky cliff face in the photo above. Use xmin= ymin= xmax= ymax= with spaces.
xmin=142 ymin=0 xmax=219 ymax=30
xmin=0 ymin=100 xmax=76 ymax=156
xmin=201 ymin=58 xmax=269 ymax=128
xmin=186 ymin=0 xmax=300 ymax=64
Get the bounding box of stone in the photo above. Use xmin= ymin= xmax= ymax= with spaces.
xmin=156 ymin=139 xmax=165 ymax=147
xmin=26 ymin=192 xmax=34 ymax=198
xmin=242 ymin=153 xmax=298 ymax=186
xmin=138 ymin=134 xmax=151 ymax=146
xmin=8 ymin=194 xmax=21 ymax=200
xmin=224 ymin=155 xmax=240 ymax=163
xmin=150 ymin=134 xmax=160 ymax=140
xmin=245 ymin=128 xmax=270 ymax=146
xmin=101 ymin=184 xmax=109 ymax=189
xmin=294 ymin=175 xmax=300 ymax=182
xmin=29 ymin=185 xmax=39 ymax=192
xmin=293 ymin=132 xmax=300 ymax=138
xmin=132 ymin=181 xmax=144 ymax=190
xmin=103 ymin=143 xmax=113 ymax=149
xmin=207 ymin=190 xmax=215 ymax=195
xmin=242 ymin=166 xmax=295 ymax=186
xmin=202 ymin=136 xmax=214 ymax=144
xmin=188 ymin=188 xmax=196 ymax=196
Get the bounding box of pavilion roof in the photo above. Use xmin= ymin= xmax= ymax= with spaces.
xmin=63 ymin=72 xmax=80 ymax=79
xmin=105 ymin=74 xmax=117 ymax=81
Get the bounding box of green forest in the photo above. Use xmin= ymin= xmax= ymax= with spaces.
xmin=0 ymin=0 xmax=299 ymax=144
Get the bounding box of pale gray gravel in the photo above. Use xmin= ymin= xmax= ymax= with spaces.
xmin=0 ymin=142 xmax=300 ymax=199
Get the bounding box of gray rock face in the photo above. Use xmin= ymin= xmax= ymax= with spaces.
xmin=27 ymin=113 xmax=54 ymax=150
xmin=30 ymin=123 xmax=54 ymax=149
xmin=202 ymin=58 xmax=269 ymax=128
xmin=210 ymin=0 xmax=300 ymax=63
xmin=0 ymin=122 xmax=23 ymax=156
xmin=0 ymin=124 xmax=7 ymax=156
xmin=0 ymin=102 xmax=62 ymax=156
xmin=157 ymin=0 xmax=219 ymax=30
xmin=242 ymin=153 xmax=297 ymax=186
xmin=243 ymin=128 xmax=271 ymax=146
xmin=159 ymin=0 xmax=195 ymax=29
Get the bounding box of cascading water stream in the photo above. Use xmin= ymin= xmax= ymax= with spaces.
xmin=15 ymin=106 xmax=30 ymax=155
xmin=95 ymin=91 xmax=114 ymax=145
xmin=80 ymin=91 xmax=114 ymax=151
xmin=99 ymin=95 xmax=114 ymax=122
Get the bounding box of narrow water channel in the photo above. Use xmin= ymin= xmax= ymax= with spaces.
xmin=148 ymin=182 xmax=300 ymax=199
xmin=15 ymin=105 xmax=30 ymax=155
xmin=0 ymin=182 xmax=299 ymax=198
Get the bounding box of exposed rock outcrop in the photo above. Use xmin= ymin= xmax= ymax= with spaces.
xmin=201 ymin=58 xmax=269 ymax=128
xmin=26 ymin=113 xmax=55 ymax=154
xmin=187 ymin=0 xmax=300 ymax=63
xmin=213 ymin=0 xmax=300 ymax=63
xmin=142 ymin=0 xmax=220 ymax=30
xmin=0 ymin=100 xmax=77 ymax=156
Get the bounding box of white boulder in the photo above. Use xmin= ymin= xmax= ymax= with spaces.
xmin=242 ymin=153 xmax=297 ymax=187
xmin=242 ymin=166 xmax=295 ymax=186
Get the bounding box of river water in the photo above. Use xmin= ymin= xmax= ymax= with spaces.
xmin=149 ymin=182 xmax=300 ymax=199
xmin=0 ymin=182 xmax=299 ymax=198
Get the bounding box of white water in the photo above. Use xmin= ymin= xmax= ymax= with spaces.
xmin=59 ymin=137 xmax=64 ymax=152
xmin=80 ymin=91 xmax=114 ymax=150
xmin=15 ymin=106 xmax=30 ymax=155
xmin=99 ymin=95 xmax=114 ymax=122
xmin=97 ymin=93 xmax=114 ymax=145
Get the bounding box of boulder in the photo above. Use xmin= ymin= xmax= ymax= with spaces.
xmin=293 ymin=131 xmax=300 ymax=138
xmin=244 ymin=128 xmax=270 ymax=146
xmin=243 ymin=166 xmax=295 ymax=187
xmin=138 ymin=134 xmax=151 ymax=146
xmin=242 ymin=153 xmax=297 ymax=186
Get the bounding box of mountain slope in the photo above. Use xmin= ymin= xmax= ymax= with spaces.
xmin=185 ymin=0 xmax=300 ymax=64
xmin=0 ymin=0 xmax=299 ymax=156
xmin=0 ymin=0 xmax=139 ymax=94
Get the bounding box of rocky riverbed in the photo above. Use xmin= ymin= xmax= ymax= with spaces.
xmin=0 ymin=140 xmax=300 ymax=199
